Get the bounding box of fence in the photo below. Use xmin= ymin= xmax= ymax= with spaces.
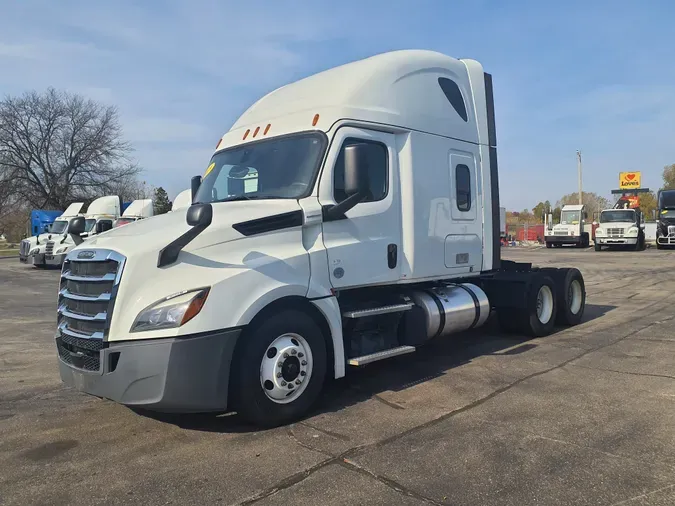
xmin=504 ymin=223 xmax=545 ymax=244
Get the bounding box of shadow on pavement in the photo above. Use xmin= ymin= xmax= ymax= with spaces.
xmin=138 ymin=304 xmax=615 ymax=433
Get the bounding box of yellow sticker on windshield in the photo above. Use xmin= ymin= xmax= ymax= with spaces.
xmin=204 ymin=162 xmax=215 ymax=177
xmin=662 ymin=210 xmax=668 ymax=215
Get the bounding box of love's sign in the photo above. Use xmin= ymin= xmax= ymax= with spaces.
xmin=619 ymin=171 xmax=641 ymax=189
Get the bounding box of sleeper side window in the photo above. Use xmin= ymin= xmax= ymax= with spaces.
xmin=456 ymin=164 xmax=471 ymax=212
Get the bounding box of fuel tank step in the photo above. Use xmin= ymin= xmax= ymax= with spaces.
xmin=348 ymin=345 xmax=416 ymax=366
xmin=342 ymin=303 xmax=414 ymax=319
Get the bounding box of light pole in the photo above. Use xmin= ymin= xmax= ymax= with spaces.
xmin=577 ymin=150 xmax=583 ymax=206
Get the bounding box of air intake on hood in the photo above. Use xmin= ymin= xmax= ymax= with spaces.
xmin=233 ymin=210 xmax=303 ymax=236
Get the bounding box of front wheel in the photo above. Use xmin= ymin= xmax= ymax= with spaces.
xmin=594 ymin=243 xmax=601 ymax=252
xmin=546 ymin=242 xmax=552 ymax=249
xmin=231 ymin=309 xmax=327 ymax=427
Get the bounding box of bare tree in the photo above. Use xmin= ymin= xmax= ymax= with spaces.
xmin=0 ymin=88 xmax=141 ymax=210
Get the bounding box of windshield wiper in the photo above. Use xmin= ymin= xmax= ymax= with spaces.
xmin=216 ymin=194 xmax=282 ymax=203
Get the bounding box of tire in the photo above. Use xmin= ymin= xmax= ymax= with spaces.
xmin=541 ymin=268 xmax=585 ymax=326
xmin=230 ymin=309 xmax=327 ymax=428
xmin=594 ymin=243 xmax=601 ymax=252
xmin=498 ymin=273 xmax=557 ymax=337
xmin=656 ymin=242 xmax=663 ymax=250
xmin=546 ymin=242 xmax=552 ymax=249
xmin=581 ymin=233 xmax=589 ymax=248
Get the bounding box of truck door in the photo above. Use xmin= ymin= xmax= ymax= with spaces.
xmin=318 ymin=127 xmax=401 ymax=289
xmin=446 ymin=148 xmax=482 ymax=274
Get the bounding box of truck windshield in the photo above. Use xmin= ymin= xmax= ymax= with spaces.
xmin=195 ymin=133 xmax=327 ymax=203
xmin=600 ymin=210 xmax=635 ymax=223
xmin=659 ymin=209 xmax=675 ymax=219
xmin=50 ymin=220 xmax=68 ymax=234
xmin=84 ymin=219 xmax=97 ymax=232
xmin=560 ymin=211 xmax=580 ymax=224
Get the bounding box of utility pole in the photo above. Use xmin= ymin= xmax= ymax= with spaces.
xmin=577 ymin=150 xmax=583 ymax=205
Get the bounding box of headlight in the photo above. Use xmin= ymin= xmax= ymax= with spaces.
xmin=627 ymin=227 xmax=638 ymax=236
xmin=56 ymin=246 xmax=69 ymax=254
xmin=131 ymin=288 xmax=210 ymax=333
xmin=595 ymin=228 xmax=604 ymax=236
xmin=30 ymin=248 xmax=39 ymax=255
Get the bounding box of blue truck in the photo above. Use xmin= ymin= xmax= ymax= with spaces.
xmin=29 ymin=210 xmax=62 ymax=236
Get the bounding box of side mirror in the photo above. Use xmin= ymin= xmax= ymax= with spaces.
xmin=187 ymin=203 xmax=213 ymax=227
xmin=343 ymin=144 xmax=370 ymax=196
xmin=96 ymin=221 xmax=112 ymax=234
xmin=68 ymin=216 xmax=85 ymax=235
xmin=640 ymin=223 xmax=645 ymax=229
xmin=68 ymin=216 xmax=86 ymax=246
xmin=191 ymin=175 xmax=203 ymax=204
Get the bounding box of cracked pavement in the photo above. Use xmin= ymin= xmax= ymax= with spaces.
xmin=1 ymin=247 xmax=675 ymax=505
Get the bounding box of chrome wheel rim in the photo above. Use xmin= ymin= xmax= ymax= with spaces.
xmin=260 ymin=333 xmax=313 ymax=404
xmin=568 ymin=280 xmax=582 ymax=315
xmin=536 ymin=285 xmax=554 ymax=324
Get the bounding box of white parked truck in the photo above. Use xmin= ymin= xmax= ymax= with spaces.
xmin=114 ymin=199 xmax=154 ymax=228
xmin=544 ymin=204 xmax=589 ymax=248
xmin=55 ymin=50 xmax=587 ymax=427
xmin=170 ymin=189 xmax=192 ymax=211
xmin=20 ymin=203 xmax=84 ymax=265
xmin=37 ymin=196 xmax=120 ymax=268
xmin=594 ymin=208 xmax=645 ymax=251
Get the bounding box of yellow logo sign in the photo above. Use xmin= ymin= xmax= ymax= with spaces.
xmin=204 ymin=162 xmax=215 ymax=178
xmin=619 ymin=171 xmax=641 ymax=189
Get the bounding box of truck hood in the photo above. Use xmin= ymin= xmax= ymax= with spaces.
xmin=81 ymin=199 xmax=303 ymax=259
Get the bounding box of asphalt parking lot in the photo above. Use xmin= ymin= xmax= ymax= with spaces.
xmin=1 ymin=247 xmax=675 ymax=506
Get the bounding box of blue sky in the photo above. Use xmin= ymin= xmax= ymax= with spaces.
xmin=1 ymin=0 xmax=674 ymax=210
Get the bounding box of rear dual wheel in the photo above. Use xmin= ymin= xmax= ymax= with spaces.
xmin=498 ymin=273 xmax=557 ymax=337
xmin=498 ymin=268 xmax=585 ymax=336
xmin=540 ymin=267 xmax=585 ymax=326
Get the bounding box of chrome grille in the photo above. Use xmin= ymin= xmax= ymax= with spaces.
xmin=606 ymin=228 xmax=624 ymax=237
xmin=20 ymin=240 xmax=30 ymax=256
xmin=56 ymin=334 xmax=105 ymax=371
xmin=56 ymin=249 xmax=125 ymax=371
xmin=45 ymin=241 xmax=55 ymax=255
xmin=668 ymin=226 xmax=675 ymax=237
xmin=554 ymin=230 xmax=568 ymax=236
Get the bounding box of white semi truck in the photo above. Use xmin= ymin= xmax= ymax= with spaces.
xmin=170 ymin=189 xmax=192 ymax=211
xmin=544 ymin=204 xmax=589 ymax=248
xmin=114 ymin=199 xmax=154 ymax=228
xmin=20 ymin=203 xmax=84 ymax=264
xmin=594 ymin=208 xmax=645 ymax=251
xmin=55 ymin=50 xmax=587 ymax=427
xmin=35 ymin=196 xmax=120 ymax=268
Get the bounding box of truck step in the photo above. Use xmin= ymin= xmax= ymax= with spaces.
xmin=342 ymin=303 xmax=414 ymax=319
xmin=348 ymin=345 xmax=416 ymax=366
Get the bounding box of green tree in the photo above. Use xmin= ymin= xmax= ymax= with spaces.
xmin=531 ymin=200 xmax=551 ymax=222
xmin=662 ymin=164 xmax=675 ymax=190
xmin=153 ymin=187 xmax=172 ymax=215
xmin=638 ymin=191 xmax=658 ymax=221
xmin=553 ymin=206 xmax=561 ymax=222
xmin=556 ymin=191 xmax=610 ymax=215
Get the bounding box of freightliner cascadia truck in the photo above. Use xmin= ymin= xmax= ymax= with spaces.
xmin=56 ymin=50 xmax=586 ymax=427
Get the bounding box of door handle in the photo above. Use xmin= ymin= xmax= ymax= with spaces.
xmin=387 ymin=244 xmax=397 ymax=269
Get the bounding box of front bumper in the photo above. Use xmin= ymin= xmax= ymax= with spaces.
xmin=545 ymin=236 xmax=581 ymax=244
xmin=58 ymin=328 xmax=242 ymax=413
xmin=657 ymin=235 xmax=675 ymax=245
xmin=45 ymin=253 xmax=67 ymax=266
xmin=596 ymin=237 xmax=637 ymax=245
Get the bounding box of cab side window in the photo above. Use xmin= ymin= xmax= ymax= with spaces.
xmin=334 ymin=139 xmax=388 ymax=203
